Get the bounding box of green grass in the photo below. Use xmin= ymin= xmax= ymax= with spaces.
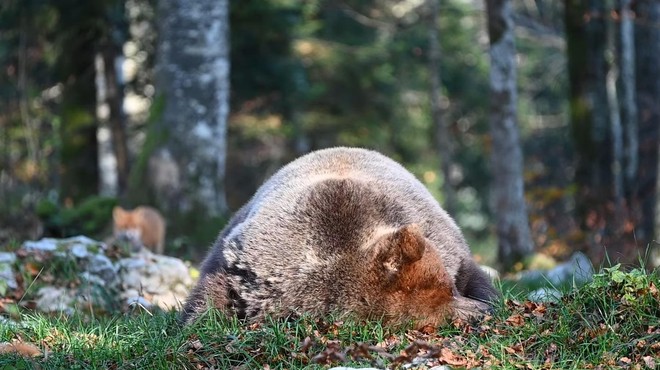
xmin=1 ymin=265 xmax=659 ymax=369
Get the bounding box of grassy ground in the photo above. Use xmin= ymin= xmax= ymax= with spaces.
xmin=1 ymin=265 xmax=659 ymax=370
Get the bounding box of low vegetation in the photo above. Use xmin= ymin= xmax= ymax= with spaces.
xmin=1 ymin=265 xmax=659 ymax=369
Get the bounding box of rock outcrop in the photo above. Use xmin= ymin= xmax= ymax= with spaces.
xmin=0 ymin=236 xmax=194 ymax=316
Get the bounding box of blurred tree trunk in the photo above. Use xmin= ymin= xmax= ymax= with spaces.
xmin=56 ymin=2 xmax=104 ymax=202
xmin=617 ymin=0 xmax=638 ymax=195
xmin=428 ymin=0 xmax=457 ymax=216
xmin=565 ymin=0 xmax=650 ymax=263
xmin=632 ymin=0 xmax=660 ymax=253
xmin=103 ymin=44 xmax=129 ymax=196
xmin=146 ymin=0 xmax=230 ymax=239
xmin=96 ymin=41 xmax=129 ymax=198
xmin=485 ymin=0 xmax=534 ymax=267
xmin=606 ymin=4 xmax=624 ymax=223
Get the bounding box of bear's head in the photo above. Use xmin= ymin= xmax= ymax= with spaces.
xmin=365 ymin=224 xmax=491 ymax=328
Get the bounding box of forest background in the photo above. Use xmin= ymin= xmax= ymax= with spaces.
xmin=0 ymin=0 xmax=658 ymax=271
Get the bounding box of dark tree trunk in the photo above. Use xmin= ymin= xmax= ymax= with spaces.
xmin=57 ymin=2 xmax=104 ymax=202
xmin=617 ymin=0 xmax=638 ymax=195
xmin=565 ymin=0 xmax=643 ymax=263
xmin=632 ymin=0 xmax=660 ymax=254
xmin=485 ymin=0 xmax=534 ymax=267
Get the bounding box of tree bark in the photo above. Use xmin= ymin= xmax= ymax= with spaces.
xmin=632 ymin=0 xmax=660 ymax=252
xmin=485 ymin=0 xmax=534 ymax=267
xmin=617 ymin=0 xmax=638 ymax=194
xmin=57 ymin=2 xmax=103 ymax=202
xmin=95 ymin=44 xmax=129 ymax=198
xmin=103 ymin=46 xmax=130 ymax=196
xmin=152 ymin=0 xmax=230 ymax=218
xmin=428 ymin=0 xmax=457 ymax=215
xmin=606 ymin=6 xmax=624 ymax=223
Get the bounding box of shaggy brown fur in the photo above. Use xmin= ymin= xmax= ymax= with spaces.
xmin=181 ymin=147 xmax=497 ymax=327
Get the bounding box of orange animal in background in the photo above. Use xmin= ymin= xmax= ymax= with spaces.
xmin=112 ymin=206 xmax=166 ymax=254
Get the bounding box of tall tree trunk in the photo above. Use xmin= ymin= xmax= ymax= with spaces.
xmin=103 ymin=45 xmax=130 ymax=196
xmin=632 ymin=0 xmax=660 ymax=253
xmin=95 ymin=52 xmax=117 ymax=197
xmin=485 ymin=0 xmax=534 ymax=267
xmin=95 ymin=44 xmax=129 ymax=198
xmin=57 ymin=1 xmax=103 ymax=202
xmin=428 ymin=0 xmax=457 ymax=215
xmin=606 ymin=4 xmax=624 ymax=224
xmin=564 ymin=0 xmax=635 ymax=262
xmin=586 ymin=1 xmax=611 ymax=199
xmin=150 ymin=0 xmax=230 ymax=228
xmin=617 ymin=0 xmax=638 ymax=195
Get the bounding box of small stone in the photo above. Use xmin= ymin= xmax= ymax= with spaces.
xmin=22 ymin=238 xmax=58 ymax=252
xmin=0 ymin=252 xmax=16 ymax=264
xmin=0 ymin=263 xmax=18 ymax=290
xmin=70 ymin=244 xmax=89 ymax=258
xmin=35 ymin=287 xmax=74 ymax=314
xmin=528 ymin=287 xmax=562 ymax=303
xmin=126 ymin=296 xmax=153 ymax=309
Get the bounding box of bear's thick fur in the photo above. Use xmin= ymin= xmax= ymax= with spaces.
xmin=181 ymin=147 xmax=497 ymax=327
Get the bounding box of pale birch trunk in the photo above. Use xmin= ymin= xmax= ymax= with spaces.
xmin=152 ymin=0 xmax=230 ymax=217
xmin=95 ymin=53 xmax=118 ymax=197
xmin=485 ymin=0 xmax=534 ymax=266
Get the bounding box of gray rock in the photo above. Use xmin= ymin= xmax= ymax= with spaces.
xmin=126 ymin=296 xmax=153 ymax=309
xmin=86 ymin=254 xmax=119 ymax=286
xmin=70 ymin=244 xmax=90 ymax=258
xmin=0 ymin=263 xmax=17 ymax=291
xmin=35 ymin=287 xmax=74 ymax=315
xmin=22 ymin=238 xmax=58 ymax=252
xmin=528 ymin=287 xmax=563 ymax=303
xmin=0 ymin=252 xmax=16 ymax=264
xmin=546 ymin=252 xmax=593 ymax=286
xmin=79 ymin=271 xmax=107 ymax=287
xmin=519 ymin=252 xmax=594 ymax=288
xmin=12 ymin=235 xmax=195 ymax=315
xmin=118 ymin=251 xmax=194 ymax=310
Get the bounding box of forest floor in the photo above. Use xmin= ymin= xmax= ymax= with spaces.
xmin=1 ymin=265 xmax=659 ymax=370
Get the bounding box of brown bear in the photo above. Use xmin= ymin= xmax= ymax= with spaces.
xmin=181 ymin=147 xmax=497 ymax=327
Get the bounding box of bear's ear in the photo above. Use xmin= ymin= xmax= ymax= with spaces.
xmin=377 ymin=224 xmax=426 ymax=275
xmin=112 ymin=206 xmax=125 ymax=220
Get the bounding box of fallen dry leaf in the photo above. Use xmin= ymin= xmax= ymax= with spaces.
xmin=439 ymin=347 xmax=468 ymax=366
xmin=642 ymin=356 xmax=656 ymax=369
xmin=0 ymin=341 xmax=42 ymax=357
xmin=506 ymin=314 xmax=525 ymax=327
xmin=300 ymin=336 xmax=313 ymax=353
xmin=619 ymin=356 xmax=631 ymax=364
xmin=375 ymin=335 xmax=400 ymax=350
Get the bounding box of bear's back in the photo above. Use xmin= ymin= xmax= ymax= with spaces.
xmin=224 ymin=147 xmax=470 ymax=280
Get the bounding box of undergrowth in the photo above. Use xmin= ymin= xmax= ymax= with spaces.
xmin=1 ymin=265 xmax=658 ymax=369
